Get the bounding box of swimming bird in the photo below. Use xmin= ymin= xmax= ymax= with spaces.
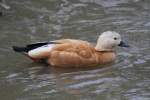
xmin=12 ymin=31 xmax=129 ymax=67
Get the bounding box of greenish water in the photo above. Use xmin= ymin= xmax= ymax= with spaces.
xmin=0 ymin=0 xmax=150 ymax=100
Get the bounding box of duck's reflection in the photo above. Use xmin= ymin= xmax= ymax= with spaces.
xmin=22 ymin=62 xmax=117 ymax=95
xmin=50 ymin=65 xmax=116 ymax=94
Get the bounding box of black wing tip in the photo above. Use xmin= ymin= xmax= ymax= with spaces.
xmin=12 ymin=46 xmax=27 ymax=52
xmin=12 ymin=41 xmax=56 ymax=53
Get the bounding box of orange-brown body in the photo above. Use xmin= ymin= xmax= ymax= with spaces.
xmin=46 ymin=39 xmax=116 ymax=67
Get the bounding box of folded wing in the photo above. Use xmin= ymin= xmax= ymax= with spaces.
xmin=48 ymin=39 xmax=97 ymax=67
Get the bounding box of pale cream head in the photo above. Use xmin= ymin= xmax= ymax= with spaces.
xmin=95 ymin=31 xmax=122 ymax=51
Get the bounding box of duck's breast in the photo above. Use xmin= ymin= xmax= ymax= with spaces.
xmin=96 ymin=52 xmax=116 ymax=64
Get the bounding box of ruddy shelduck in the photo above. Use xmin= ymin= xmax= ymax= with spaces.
xmin=13 ymin=31 xmax=129 ymax=67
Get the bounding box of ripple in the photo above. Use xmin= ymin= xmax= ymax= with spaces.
xmin=80 ymin=0 xmax=129 ymax=7
xmin=134 ymin=59 xmax=146 ymax=64
xmin=6 ymin=73 xmax=21 ymax=79
xmin=68 ymin=77 xmax=121 ymax=89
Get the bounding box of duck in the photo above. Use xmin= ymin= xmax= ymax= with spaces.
xmin=12 ymin=31 xmax=129 ymax=67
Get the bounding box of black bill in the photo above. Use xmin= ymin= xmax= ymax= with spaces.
xmin=118 ymin=41 xmax=130 ymax=47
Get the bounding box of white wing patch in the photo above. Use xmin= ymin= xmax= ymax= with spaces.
xmin=28 ymin=44 xmax=55 ymax=58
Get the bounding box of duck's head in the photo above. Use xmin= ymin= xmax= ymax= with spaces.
xmin=95 ymin=31 xmax=129 ymax=51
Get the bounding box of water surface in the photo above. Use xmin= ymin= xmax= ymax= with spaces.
xmin=0 ymin=0 xmax=150 ymax=100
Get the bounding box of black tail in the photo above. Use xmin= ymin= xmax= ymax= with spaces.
xmin=12 ymin=41 xmax=57 ymax=53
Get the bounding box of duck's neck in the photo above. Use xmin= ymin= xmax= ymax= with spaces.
xmin=95 ymin=47 xmax=114 ymax=52
xmin=95 ymin=43 xmax=115 ymax=52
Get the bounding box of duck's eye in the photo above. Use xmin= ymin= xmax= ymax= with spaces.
xmin=114 ymin=37 xmax=117 ymax=40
